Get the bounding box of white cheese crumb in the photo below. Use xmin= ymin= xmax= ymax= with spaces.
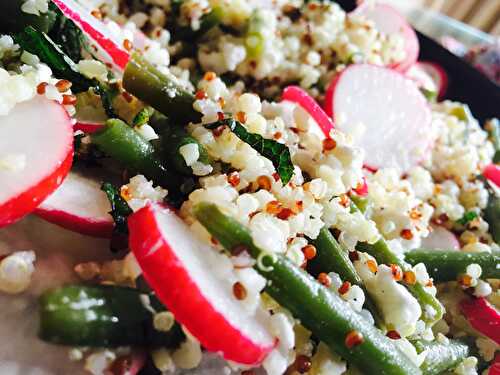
xmin=466 ymin=263 xmax=482 ymax=279
xmin=179 ymin=143 xmax=200 ymax=167
xmin=134 ymin=124 xmax=159 ymax=141
xmin=77 ymin=60 xmax=109 ymax=82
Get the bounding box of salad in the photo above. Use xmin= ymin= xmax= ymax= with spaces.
xmin=0 ymin=0 xmax=499 ymax=374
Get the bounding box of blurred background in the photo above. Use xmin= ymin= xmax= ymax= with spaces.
xmin=386 ymin=0 xmax=499 ymax=45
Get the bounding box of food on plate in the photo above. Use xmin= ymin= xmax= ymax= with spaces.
xmin=0 ymin=0 xmax=498 ymax=374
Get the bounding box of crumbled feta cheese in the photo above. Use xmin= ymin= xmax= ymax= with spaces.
xmin=360 ymin=264 xmax=421 ymax=337
xmin=77 ymin=60 xmax=108 ymax=82
xmin=191 ymin=161 xmax=213 ymax=176
xmin=465 ymin=264 xmax=482 ymax=279
xmin=473 ymin=280 xmax=492 ymax=297
xmin=179 ymin=143 xmax=200 ymax=167
xmin=134 ymin=124 xmax=159 ymax=141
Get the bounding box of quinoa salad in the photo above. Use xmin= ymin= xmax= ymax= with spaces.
xmin=0 ymin=1 xmax=499 ymax=374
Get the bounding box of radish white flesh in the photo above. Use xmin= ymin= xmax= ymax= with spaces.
xmin=128 ymin=204 xmax=275 ymax=365
xmin=0 ymin=97 xmax=73 ymax=228
xmin=413 ymin=61 xmax=448 ymax=100
xmin=421 ymin=225 xmax=460 ymax=250
xmin=330 ymin=64 xmax=432 ymax=172
xmin=353 ymin=3 xmax=418 ymax=72
xmin=52 ymin=0 xmax=129 ymax=71
xmin=406 ymin=64 xmax=438 ymax=93
xmin=35 ymin=170 xmax=113 ymax=238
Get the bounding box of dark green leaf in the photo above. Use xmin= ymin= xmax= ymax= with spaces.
xmin=205 ymin=118 xmax=294 ymax=184
xmin=47 ymin=2 xmax=84 ymax=62
xmin=14 ymin=26 xmax=94 ymax=93
xmin=456 ymin=211 xmax=479 ymax=226
xmin=101 ymin=182 xmax=132 ymax=235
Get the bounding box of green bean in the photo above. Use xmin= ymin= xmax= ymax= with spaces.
xmin=405 ymin=249 xmax=500 ymax=282
xmin=194 ymin=202 xmax=422 ymax=375
xmin=39 ymin=285 xmax=184 ymax=347
xmin=412 ymin=339 xmax=471 ymax=375
xmin=91 ymin=119 xmax=181 ymax=191
xmin=309 ymin=227 xmax=383 ymax=326
xmin=484 ymin=190 xmax=500 ymax=243
xmin=309 ymin=227 xmax=361 ymax=283
xmin=122 ymin=53 xmax=200 ymax=124
xmin=161 ymin=126 xmax=210 ymax=176
xmin=357 ymin=240 xmax=444 ymax=325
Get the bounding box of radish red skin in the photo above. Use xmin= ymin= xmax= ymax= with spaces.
xmin=74 ymin=121 xmax=105 ymax=134
xmin=282 ymin=86 xmax=334 ymax=137
xmin=52 ymin=0 xmax=129 ymax=70
xmin=128 ymin=204 xmax=275 ymax=365
xmin=34 ymin=208 xmax=113 ymax=238
xmin=0 ymin=150 xmax=73 ymax=228
xmin=460 ymin=297 xmax=500 ymax=345
xmin=0 ymin=98 xmax=74 ymax=228
xmin=484 ymin=164 xmax=500 ymax=187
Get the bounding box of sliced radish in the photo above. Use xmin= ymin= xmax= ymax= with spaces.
xmin=327 ymin=64 xmax=432 ymax=172
xmin=352 ymin=177 xmax=368 ymax=196
xmin=35 ymin=169 xmax=113 ymax=238
xmin=484 ymin=164 xmax=500 ymax=187
xmin=490 ymin=353 xmax=500 ymax=375
xmin=421 ymin=225 xmax=460 ymax=250
xmin=407 ymin=62 xmax=448 ymax=100
xmin=128 ymin=203 xmax=275 ymax=365
xmin=52 ymin=0 xmax=130 ymax=70
xmin=74 ymin=121 xmax=104 ymax=134
xmin=460 ymin=296 xmax=500 ymax=345
xmin=352 ymin=3 xmax=419 ymax=72
xmin=282 ymin=86 xmax=334 ymax=138
xmin=0 ymin=97 xmax=73 ymax=228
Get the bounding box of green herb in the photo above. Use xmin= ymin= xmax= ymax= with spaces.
xmin=420 ymin=88 xmax=437 ymax=102
xmin=14 ymin=26 xmax=94 ymax=93
xmin=456 ymin=211 xmax=479 ymax=226
xmin=205 ymin=118 xmax=294 ymax=184
xmin=133 ymin=107 xmax=154 ymax=127
xmin=47 ymin=2 xmax=84 ymax=62
xmin=101 ymin=182 xmax=132 ymax=235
